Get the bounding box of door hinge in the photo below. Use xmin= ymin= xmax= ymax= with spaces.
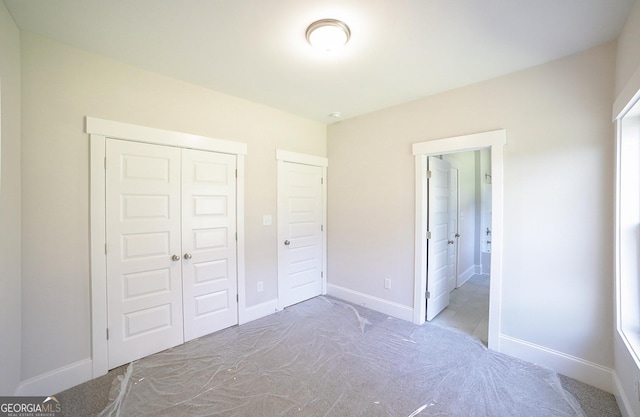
xmin=235 ymin=232 xmax=238 ymax=241
xmin=105 ymin=243 xmax=107 ymax=254
xmin=104 ymin=157 xmax=107 ymax=169
xmin=321 ymin=177 xmax=324 ymax=185
xmin=426 ymin=231 xmax=432 ymax=239
xmin=235 ymin=169 xmax=238 ymax=178
xmin=236 ymin=294 xmax=239 ymax=302
xmin=321 ymin=225 xmax=324 ymax=232
xmin=106 ymin=328 xmax=109 ymax=340
xmin=425 ymin=291 xmax=430 ymax=299
xmin=426 ymin=170 xmax=432 ymax=179
xmin=321 ymin=271 xmax=324 ymax=278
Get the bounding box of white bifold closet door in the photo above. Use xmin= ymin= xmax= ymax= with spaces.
xmin=181 ymin=148 xmax=237 ymax=342
xmin=105 ymin=139 xmax=237 ymax=369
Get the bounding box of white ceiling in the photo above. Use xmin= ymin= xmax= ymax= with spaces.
xmin=3 ymin=0 xmax=636 ymax=123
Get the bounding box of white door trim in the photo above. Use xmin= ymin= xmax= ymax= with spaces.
xmin=413 ymin=130 xmax=506 ymax=351
xmin=276 ymin=150 xmax=328 ymax=168
xmin=87 ymin=117 xmax=247 ymax=378
xmin=86 ymin=117 xmax=247 ymax=155
xmin=275 ymin=150 xmax=328 ymax=309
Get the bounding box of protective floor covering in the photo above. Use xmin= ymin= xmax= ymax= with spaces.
xmin=99 ymin=297 xmax=585 ymax=417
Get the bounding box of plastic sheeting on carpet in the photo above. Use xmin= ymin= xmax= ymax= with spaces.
xmin=98 ymin=297 xmax=585 ymax=417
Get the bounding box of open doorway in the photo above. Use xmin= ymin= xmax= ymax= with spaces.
xmin=412 ymin=130 xmax=505 ymax=351
xmin=430 ymin=150 xmax=492 ymax=345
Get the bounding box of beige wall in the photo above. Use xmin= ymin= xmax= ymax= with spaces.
xmin=0 ymin=2 xmax=22 ymax=395
xmin=328 ymin=42 xmax=616 ymax=369
xmin=614 ymin=0 xmax=640 ymax=415
xmin=20 ymin=32 xmax=325 ymax=380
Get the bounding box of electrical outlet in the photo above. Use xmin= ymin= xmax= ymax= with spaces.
xmin=384 ymin=278 xmax=391 ymax=289
xmin=257 ymin=281 xmax=264 ymax=292
xmin=263 ymin=215 xmax=272 ymax=226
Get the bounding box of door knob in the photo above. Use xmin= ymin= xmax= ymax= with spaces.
xmin=184 ymin=253 xmax=192 ymax=260
xmin=171 ymin=254 xmax=180 ymax=261
xmin=455 ymin=233 xmax=460 ymax=238
xmin=284 ymin=240 xmax=290 ymax=246
xmin=448 ymin=240 xmax=455 ymax=245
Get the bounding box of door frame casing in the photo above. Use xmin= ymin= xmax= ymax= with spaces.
xmin=275 ymin=150 xmax=328 ymax=310
xmin=413 ymin=130 xmax=506 ymax=351
xmin=87 ymin=117 xmax=247 ymax=378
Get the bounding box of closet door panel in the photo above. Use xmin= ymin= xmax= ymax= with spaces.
xmin=182 ymin=149 xmax=238 ymax=341
xmin=105 ymin=139 xmax=184 ymax=369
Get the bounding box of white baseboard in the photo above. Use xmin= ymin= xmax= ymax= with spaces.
xmin=15 ymin=358 xmax=93 ymax=396
xmin=327 ymin=284 xmax=414 ymax=322
xmin=240 ymin=299 xmax=278 ymax=324
xmin=613 ymin=371 xmax=636 ymax=417
xmin=499 ymin=334 xmax=613 ymax=393
xmin=457 ymin=265 xmax=476 ymax=287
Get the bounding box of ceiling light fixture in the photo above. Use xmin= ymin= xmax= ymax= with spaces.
xmin=306 ymin=19 xmax=351 ymax=52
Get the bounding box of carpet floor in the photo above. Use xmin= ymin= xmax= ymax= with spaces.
xmin=57 ymin=296 xmax=621 ymax=416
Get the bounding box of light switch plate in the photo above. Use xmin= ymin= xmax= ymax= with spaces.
xmin=263 ymin=215 xmax=272 ymax=226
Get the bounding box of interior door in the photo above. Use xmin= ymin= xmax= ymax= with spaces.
xmin=426 ymin=156 xmax=451 ymax=321
xmin=278 ymin=162 xmax=324 ymax=308
xmin=448 ymin=168 xmax=459 ymax=292
xmin=105 ymin=139 xmax=184 ymax=369
xmin=181 ymin=149 xmax=238 ymax=342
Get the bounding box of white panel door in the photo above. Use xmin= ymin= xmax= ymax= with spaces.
xmin=106 ymin=139 xmax=184 ymax=369
xmin=181 ymin=149 xmax=238 ymax=342
xmin=426 ymin=157 xmax=451 ymax=321
xmin=278 ymin=162 xmax=324 ymax=308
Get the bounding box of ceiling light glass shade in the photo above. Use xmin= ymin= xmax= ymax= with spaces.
xmin=306 ymin=19 xmax=351 ymax=51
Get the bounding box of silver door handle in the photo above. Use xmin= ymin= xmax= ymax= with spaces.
xmin=184 ymin=253 xmax=192 ymax=260
xmin=171 ymin=254 xmax=180 ymax=261
xmin=448 ymin=240 xmax=455 ymax=245
xmin=455 ymin=233 xmax=460 ymax=238
xmin=284 ymin=240 xmax=290 ymax=246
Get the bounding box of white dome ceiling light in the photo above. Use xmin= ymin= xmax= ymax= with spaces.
xmin=305 ymin=19 xmax=351 ymax=52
